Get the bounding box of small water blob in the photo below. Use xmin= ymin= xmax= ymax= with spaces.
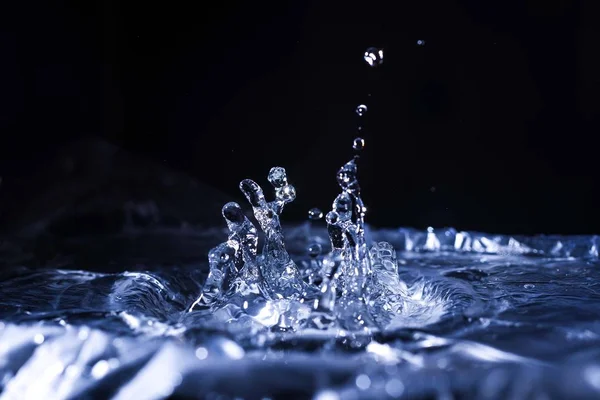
xmin=275 ymin=184 xmax=296 ymax=203
xmin=308 ymin=207 xmax=323 ymax=220
xmin=353 ymin=137 xmax=365 ymax=151
xmin=356 ymin=104 xmax=368 ymax=116
xmin=195 ymin=347 xmax=208 ymax=360
xmin=524 ymin=284 xmax=535 ymax=289
xmin=33 ymin=334 xmax=45 ymax=344
xmin=313 ymin=390 xmax=340 ymax=400
xmin=91 ymin=360 xmax=110 ymax=379
xmin=417 ymin=39 xmax=426 ymax=46
xmin=355 ymin=374 xmax=371 ymax=390
xmin=364 ymin=47 xmax=384 ymax=67
xmin=385 ymin=379 xmax=405 ymax=398
xmin=268 ymin=166 xmax=287 ymax=188
xmin=307 ymin=242 xmax=322 ymax=257
xmin=326 ymin=211 xmax=340 ymax=225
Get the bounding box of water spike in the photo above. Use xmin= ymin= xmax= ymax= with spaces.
xmin=240 ymin=179 xmax=267 ymax=209
xmin=192 ymin=241 xmax=240 ymax=310
xmin=238 ymin=168 xmax=305 ymax=299
xmin=222 ymin=202 xmax=259 ymax=261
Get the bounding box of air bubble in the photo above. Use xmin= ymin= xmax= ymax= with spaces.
xmin=417 ymin=40 xmax=426 ymax=46
xmin=355 ymin=374 xmax=371 ymax=390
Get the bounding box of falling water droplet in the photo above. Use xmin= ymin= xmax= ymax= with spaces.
xmin=417 ymin=40 xmax=426 ymax=46
xmin=364 ymin=47 xmax=384 ymax=67
xmin=308 ymin=207 xmax=323 ymax=220
xmin=307 ymin=243 xmax=322 ymax=257
xmin=353 ymin=137 xmax=365 ymax=151
xmin=356 ymin=104 xmax=368 ymax=116
xmin=268 ymin=167 xmax=287 ymax=188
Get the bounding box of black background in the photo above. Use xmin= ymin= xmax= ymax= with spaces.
xmin=1 ymin=0 xmax=599 ymax=234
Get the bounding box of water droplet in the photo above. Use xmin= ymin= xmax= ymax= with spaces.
xmin=268 ymin=167 xmax=287 ymax=188
xmin=308 ymin=207 xmax=323 ymax=220
xmin=195 ymin=347 xmax=208 ymax=360
xmin=353 ymin=137 xmax=365 ymax=151
xmin=307 ymin=243 xmax=322 ymax=257
xmin=356 ymin=104 xmax=368 ymax=116
xmin=360 ymin=205 xmax=367 ymax=217
xmin=524 ymin=284 xmax=535 ymax=289
xmin=355 ymin=374 xmax=371 ymax=390
xmin=385 ymin=378 xmax=405 ymax=398
xmin=336 ymin=160 xmax=358 ymax=190
xmin=364 ymin=47 xmax=384 ymax=67
xmin=91 ymin=360 xmax=110 ymax=379
xmin=326 ymin=211 xmax=340 ymax=225
xmin=222 ymin=202 xmax=244 ymax=224
xmin=275 ymin=184 xmax=296 ymax=203
xmin=33 ymin=334 xmax=45 ymax=344
xmin=417 ymin=40 xmax=426 ymax=46
xmin=313 ymin=390 xmax=340 ymax=400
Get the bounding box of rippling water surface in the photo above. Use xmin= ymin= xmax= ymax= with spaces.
xmin=1 ymin=226 xmax=599 ymax=399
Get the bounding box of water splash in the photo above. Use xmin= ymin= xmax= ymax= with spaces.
xmin=189 ymin=137 xmax=434 ymax=338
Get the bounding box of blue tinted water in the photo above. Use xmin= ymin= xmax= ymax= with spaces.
xmin=0 ymin=226 xmax=599 ymax=399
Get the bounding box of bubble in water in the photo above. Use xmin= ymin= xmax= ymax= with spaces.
xmin=364 ymin=47 xmax=384 ymax=67
xmin=417 ymin=40 xmax=426 ymax=46
xmin=268 ymin=167 xmax=287 ymax=188
xmin=308 ymin=207 xmax=323 ymax=220
xmin=307 ymin=243 xmax=322 ymax=257
xmin=353 ymin=137 xmax=365 ymax=151
xmin=524 ymin=284 xmax=535 ymax=289
xmin=356 ymin=104 xmax=368 ymax=116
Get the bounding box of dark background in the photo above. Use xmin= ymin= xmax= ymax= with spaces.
xmin=1 ymin=0 xmax=599 ymax=235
